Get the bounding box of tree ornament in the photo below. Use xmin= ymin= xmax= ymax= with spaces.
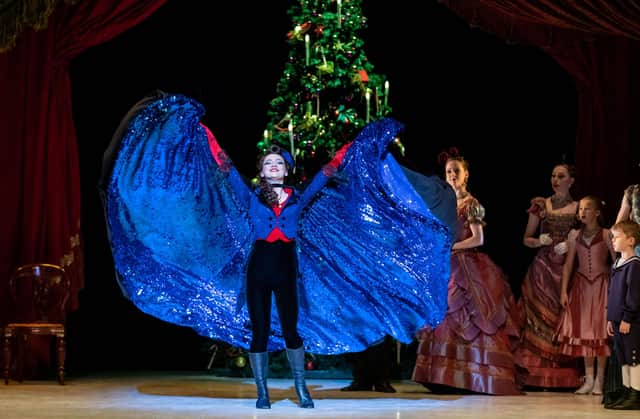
xmin=357 ymin=69 xmax=369 ymax=82
xmin=234 ymin=355 xmax=247 ymax=369
xmin=317 ymin=60 xmax=334 ymax=74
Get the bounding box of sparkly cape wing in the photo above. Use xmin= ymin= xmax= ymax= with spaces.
xmin=101 ymin=93 xmax=256 ymax=348
xmin=297 ymin=118 xmax=453 ymax=354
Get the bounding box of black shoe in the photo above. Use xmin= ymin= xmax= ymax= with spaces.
xmin=604 ymin=388 xmax=629 ymax=409
xmin=373 ymin=381 xmax=396 ymax=393
xmin=341 ymin=381 xmax=373 ymax=391
xmin=610 ymin=388 xmax=640 ymax=410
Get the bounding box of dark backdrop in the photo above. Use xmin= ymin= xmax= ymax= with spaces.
xmin=68 ymin=1 xmax=577 ymax=373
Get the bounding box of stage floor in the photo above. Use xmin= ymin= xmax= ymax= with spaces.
xmin=0 ymin=371 xmax=635 ymax=418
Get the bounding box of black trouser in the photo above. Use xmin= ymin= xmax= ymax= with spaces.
xmin=611 ymin=321 xmax=640 ymax=365
xmin=247 ymin=240 xmax=302 ymax=353
xmin=350 ymin=335 xmax=395 ymax=385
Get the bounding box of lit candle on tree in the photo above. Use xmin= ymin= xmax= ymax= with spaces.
xmin=337 ymin=0 xmax=342 ymax=28
xmin=384 ymin=80 xmax=389 ymax=108
xmin=288 ymin=122 xmax=295 ymax=161
xmin=305 ymin=34 xmax=310 ymax=66
xmin=365 ymin=90 xmax=371 ymax=122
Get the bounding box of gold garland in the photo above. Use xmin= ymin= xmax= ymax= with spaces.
xmin=0 ymin=0 xmax=80 ymax=53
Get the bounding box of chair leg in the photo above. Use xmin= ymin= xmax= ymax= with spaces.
xmin=56 ymin=336 xmax=65 ymax=385
xmin=3 ymin=335 xmax=10 ymax=385
xmin=16 ymin=335 xmax=24 ymax=383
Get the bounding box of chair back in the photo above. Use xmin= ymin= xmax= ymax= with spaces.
xmin=9 ymin=263 xmax=71 ymax=324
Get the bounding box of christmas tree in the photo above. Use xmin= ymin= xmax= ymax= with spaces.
xmin=257 ymin=0 xmax=392 ymax=181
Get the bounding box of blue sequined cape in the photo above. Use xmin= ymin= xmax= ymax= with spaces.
xmin=102 ymin=93 xmax=452 ymax=354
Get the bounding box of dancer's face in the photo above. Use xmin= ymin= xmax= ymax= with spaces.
xmin=551 ymin=165 xmax=573 ymax=194
xmin=260 ymin=153 xmax=287 ymax=183
xmin=610 ymin=228 xmax=630 ymax=253
xmin=578 ymin=199 xmax=599 ymax=225
xmin=445 ymin=160 xmax=467 ymax=191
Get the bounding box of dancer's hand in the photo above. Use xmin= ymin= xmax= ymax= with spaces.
xmin=620 ymin=320 xmax=631 ymax=334
xmin=554 ymin=241 xmax=568 ymax=255
xmin=538 ymin=233 xmax=552 ymax=246
xmin=607 ymin=321 xmax=614 ymax=337
xmin=560 ymin=290 xmax=568 ymax=307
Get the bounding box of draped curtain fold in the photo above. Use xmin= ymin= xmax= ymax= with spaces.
xmin=472 ymin=0 xmax=640 ymax=39
xmin=0 ymin=0 xmax=167 ymax=325
xmin=441 ymin=0 xmax=640 ymax=218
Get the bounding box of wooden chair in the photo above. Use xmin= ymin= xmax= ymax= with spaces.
xmin=3 ymin=263 xmax=70 ymax=385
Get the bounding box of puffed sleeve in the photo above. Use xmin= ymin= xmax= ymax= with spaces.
xmin=467 ymin=198 xmax=486 ymax=226
xmin=527 ymin=196 xmax=546 ymax=217
xmin=624 ymin=185 xmax=640 ymax=225
xmin=566 ymin=229 xmax=579 ymax=244
xmin=623 ymin=184 xmax=638 ymax=205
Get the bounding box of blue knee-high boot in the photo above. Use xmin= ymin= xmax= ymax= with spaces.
xmin=248 ymin=352 xmax=271 ymax=409
xmin=286 ymin=346 xmax=314 ymax=408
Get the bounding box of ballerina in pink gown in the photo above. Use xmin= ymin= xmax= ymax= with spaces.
xmin=412 ymin=151 xmax=521 ymax=395
xmin=515 ymin=163 xmax=582 ymax=388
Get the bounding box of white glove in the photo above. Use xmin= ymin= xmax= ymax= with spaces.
xmin=554 ymin=241 xmax=568 ymax=255
xmin=539 ymin=233 xmax=553 ymax=246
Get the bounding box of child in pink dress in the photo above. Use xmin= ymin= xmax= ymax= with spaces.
xmin=556 ymin=196 xmax=615 ymax=395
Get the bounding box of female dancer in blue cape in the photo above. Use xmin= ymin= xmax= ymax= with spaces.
xmin=101 ymin=91 xmax=454 ymax=409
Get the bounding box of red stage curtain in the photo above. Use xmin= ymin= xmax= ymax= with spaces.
xmin=463 ymin=0 xmax=640 ymax=39
xmin=0 ymin=0 xmax=167 ymax=325
xmin=441 ymin=0 xmax=640 ymax=217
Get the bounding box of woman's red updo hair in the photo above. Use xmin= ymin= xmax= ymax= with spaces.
xmin=437 ymin=146 xmax=461 ymax=167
